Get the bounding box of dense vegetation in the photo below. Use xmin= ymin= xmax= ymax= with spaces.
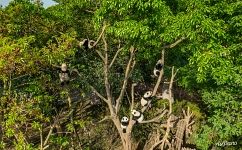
xmin=0 ymin=0 xmax=241 ymax=149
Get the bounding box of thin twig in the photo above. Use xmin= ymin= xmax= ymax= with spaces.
xmin=98 ymin=116 xmax=112 ymax=123
xmin=90 ymin=86 xmax=108 ymax=103
xmin=109 ymin=48 xmax=123 ymax=68
xmin=163 ymin=37 xmax=186 ymax=49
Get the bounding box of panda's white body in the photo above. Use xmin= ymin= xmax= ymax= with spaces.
xmin=136 ymin=114 xmax=144 ymax=123
xmin=121 ymin=116 xmax=129 ymax=133
xmin=141 ymin=97 xmax=148 ymax=107
xmin=131 ymin=110 xmax=144 ymax=123
xmin=141 ymin=91 xmax=152 ymax=107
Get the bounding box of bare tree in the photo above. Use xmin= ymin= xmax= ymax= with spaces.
xmin=75 ymin=23 xmax=189 ymax=150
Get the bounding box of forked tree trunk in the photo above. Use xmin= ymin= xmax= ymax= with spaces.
xmin=112 ymin=117 xmax=132 ymax=150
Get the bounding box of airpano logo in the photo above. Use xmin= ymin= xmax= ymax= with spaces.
xmin=216 ymin=141 xmax=237 ymax=147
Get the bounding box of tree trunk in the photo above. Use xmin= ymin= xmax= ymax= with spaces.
xmin=112 ymin=116 xmax=132 ymax=150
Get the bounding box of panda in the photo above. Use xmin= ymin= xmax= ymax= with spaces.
xmin=59 ymin=63 xmax=70 ymax=86
xmin=141 ymin=91 xmax=153 ymax=107
xmin=153 ymin=59 xmax=163 ymax=77
xmin=79 ymin=39 xmax=95 ymax=50
xmin=121 ymin=116 xmax=129 ymax=133
xmin=131 ymin=110 xmax=144 ymax=123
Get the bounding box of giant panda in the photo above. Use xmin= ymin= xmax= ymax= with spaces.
xmin=141 ymin=91 xmax=153 ymax=107
xmin=79 ymin=39 xmax=95 ymax=50
xmin=131 ymin=110 xmax=144 ymax=123
xmin=121 ymin=116 xmax=129 ymax=133
xmin=59 ymin=63 xmax=70 ymax=86
xmin=153 ymin=59 xmax=163 ymax=77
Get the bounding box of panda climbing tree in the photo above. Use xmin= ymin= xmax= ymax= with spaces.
xmin=131 ymin=110 xmax=144 ymax=123
xmin=77 ymin=24 xmax=186 ymax=150
xmin=121 ymin=116 xmax=129 ymax=133
xmin=59 ymin=63 xmax=70 ymax=86
xmin=153 ymin=59 xmax=163 ymax=77
xmin=140 ymin=91 xmax=153 ymax=107
xmin=79 ymin=39 xmax=96 ymax=50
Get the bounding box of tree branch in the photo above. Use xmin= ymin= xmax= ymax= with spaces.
xmin=152 ymin=49 xmax=165 ymax=97
xmin=115 ymin=46 xmax=136 ymax=113
xmin=130 ymin=83 xmax=137 ymax=121
xmin=71 ymin=69 xmax=109 ymax=103
xmin=98 ymin=116 xmax=112 ymax=123
xmin=109 ymin=48 xmax=123 ymax=69
xmin=163 ymin=37 xmax=186 ymax=49
xmin=43 ymin=120 xmax=57 ymax=146
xmin=140 ymin=109 xmax=168 ymax=124
xmin=151 ymin=37 xmax=185 ymax=97
xmin=90 ymin=86 xmax=108 ymax=103
xmin=102 ymin=33 xmax=114 ymax=115
xmin=95 ymin=50 xmax=105 ymax=62
xmin=89 ymin=24 xmax=107 ymax=49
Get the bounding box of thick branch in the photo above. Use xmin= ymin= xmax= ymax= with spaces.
xmin=152 ymin=49 xmax=165 ymax=96
xmin=102 ymin=33 xmax=114 ymax=115
xmin=140 ymin=109 xmax=168 ymax=124
xmin=115 ymin=46 xmax=136 ymax=113
xmin=169 ymin=67 xmax=179 ymax=95
xmin=142 ymin=49 xmax=165 ymax=113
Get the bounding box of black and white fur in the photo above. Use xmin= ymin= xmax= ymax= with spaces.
xmin=153 ymin=59 xmax=163 ymax=77
xmin=121 ymin=116 xmax=129 ymax=133
xmin=79 ymin=39 xmax=95 ymax=50
xmin=59 ymin=63 xmax=70 ymax=86
xmin=131 ymin=110 xmax=144 ymax=123
xmin=141 ymin=91 xmax=153 ymax=107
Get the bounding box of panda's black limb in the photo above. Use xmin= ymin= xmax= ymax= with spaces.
xmin=156 ymin=64 xmax=163 ymax=70
xmin=61 ymin=82 xmax=65 ymax=86
xmin=123 ymin=128 xmax=126 ymax=133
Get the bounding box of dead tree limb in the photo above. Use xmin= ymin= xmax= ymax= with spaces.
xmin=140 ymin=109 xmax=168 ymax=124
xmin=89 ymin=24 xmax=108 ymax=49
xmin=163 ymin=37 xmax=186 ymax=49
xmin=152 ymin=49 xmax=165 ymax=97
xmin=102 ymin=33 xmax=115 ymax=115
xmin=115 ymin=46 xmax=136 ymax=113
xmin=109 ymin=48 xmax=123 ymax=69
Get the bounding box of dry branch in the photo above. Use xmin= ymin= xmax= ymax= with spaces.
xmin=130 ymin=83 xmax=137 ymax=121
xmin=140 ymin=109 xmax=168 ymax=124
xmin=115 ymin=46 xmax=136 ymax=113
xmin=109 ymin=48 xmax=123 ymax=68
xmin=89 ymin=24 xmax=107 ymax=49
xmin=98 ymin=116 xmax=112 ymax=123
xmin=90 ymin=86 xmax=109 ymax=103
xmin=163 ymin=37 xmax=186 ymax=49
